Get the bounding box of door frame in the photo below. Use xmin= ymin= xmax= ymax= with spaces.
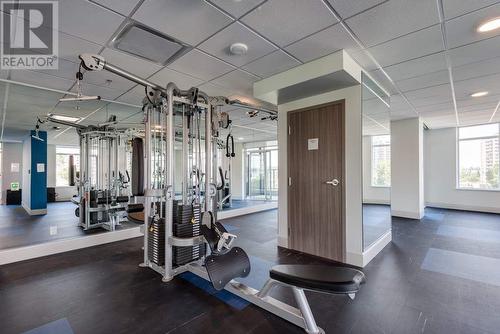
xmin=286 ymin=99 xmax=346 ymax=262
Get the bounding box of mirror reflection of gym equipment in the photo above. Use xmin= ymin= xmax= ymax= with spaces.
xmin=2 ymin=2 xmax=499 ymax=333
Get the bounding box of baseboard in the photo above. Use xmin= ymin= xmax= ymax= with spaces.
xmin=363 ymin=199 xmax=390 ymax=205
xmin=391 ymin=209 xmax=423 ymax=220
xmin=0 ymin=227 xmax=143 ymax=265
xmin=346 ymin=252 xmax=364 ymax=267
xmin=362 ymin=230 xmax=392 ymax=267
xmin=425 ymin=202 xmax=500 ymax=214
xmin=22 ymin=202 xmax=47 ymax=215
xmin=277 ymin=235 xmax=288 ymax=248
xmin=218 ymin=202 xmax=278 ymax=220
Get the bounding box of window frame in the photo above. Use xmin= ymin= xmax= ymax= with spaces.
xmin=370 ymin=135 xmax=391 ymax=188
xmin=456 ymin=123 xmax=500 ymax=192
xmin=55 ymin=146 xmax=80 ymax=187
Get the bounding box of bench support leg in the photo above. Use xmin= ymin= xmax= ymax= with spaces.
xmin=292 ymin=287 xmax=324 ymax=334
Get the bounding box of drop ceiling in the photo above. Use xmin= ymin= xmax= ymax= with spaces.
xmin=0 ymin=0 xmax=500 ymax=144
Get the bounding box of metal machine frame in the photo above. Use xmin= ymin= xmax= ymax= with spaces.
xmin=42 ymin=115 xmax=136 ymax=231
xmin=78 ymin=53 xmax=346 ymax=334
xmin=77 ymin=128 xmax=132 ymax=231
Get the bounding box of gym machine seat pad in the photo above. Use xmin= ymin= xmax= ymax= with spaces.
xmin=270 ymin=265 xmax=365 ymax=294
xmin=205 ymin=247 xmax=251 ymax=291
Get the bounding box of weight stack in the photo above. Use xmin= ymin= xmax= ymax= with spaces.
xmin=148 ymin=217 xmax=165 ymax=266
xmin=173 ymin=201 xmax=206 ymax=266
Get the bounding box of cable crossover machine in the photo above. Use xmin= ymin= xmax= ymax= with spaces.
xmin=77 ymin=53 xmax=366 ymax=334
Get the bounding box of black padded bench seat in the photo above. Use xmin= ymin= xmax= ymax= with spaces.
xmin=270 ymin=265 xmax=366 ymax=294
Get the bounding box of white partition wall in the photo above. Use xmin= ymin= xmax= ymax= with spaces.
xmin=254 ymin=50 xmax=390 ymax=267
xmin=391 ymin=118 xmax=425 ymax=219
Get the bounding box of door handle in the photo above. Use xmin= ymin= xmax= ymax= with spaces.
xmin=325 ymin=178 xmax=339 ymax=186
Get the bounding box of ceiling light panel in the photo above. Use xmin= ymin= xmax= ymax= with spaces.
xmin=478 ymin=17 xmax=500 ymax=32
xmin=50 ymin=115 xmax=81 ymax=123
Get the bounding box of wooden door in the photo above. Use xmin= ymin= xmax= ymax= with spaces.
xmin=288 ymin=101 xmax=345 ymax=262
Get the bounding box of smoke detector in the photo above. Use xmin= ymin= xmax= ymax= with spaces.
xmin=229 ymin=43 xmax=248 ymax=56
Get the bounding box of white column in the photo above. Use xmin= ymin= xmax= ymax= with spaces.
xmin=391 ymin=118 xmax=425 ymax=219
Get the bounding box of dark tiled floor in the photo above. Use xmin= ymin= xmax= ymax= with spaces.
xmin=1 ymin=208 xmax=500 ymax=333
xmin=221 ymin=199 xmax=277 ymax=211
xmin=363 ymin=204 xmax=391 ymax=249
xmin=0 ymin=202 xmax=139 ymax=250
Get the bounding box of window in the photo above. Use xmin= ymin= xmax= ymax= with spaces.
xmin=458 ymin=123 xmax=499 ymax=190
xmin=245 ymin=146 xmax=278 ymax=201
xmin=371 ymin=135 xmax=391 ymax=187
xmin=56 ymin=146 xmax=80 ymax=186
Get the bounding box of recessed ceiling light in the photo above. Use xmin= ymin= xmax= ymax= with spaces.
xmin=229 ymin=43 xmax=248 ymax=56
xmin=477 ymin=17 xmax=500 ymax=33
xmin=471 ymin=91 xmax=489 ymax=97
xmin=238 ymin=137 xmax=244 ymax=140
xmin=50 ymin=115 xmax=81 ymax=123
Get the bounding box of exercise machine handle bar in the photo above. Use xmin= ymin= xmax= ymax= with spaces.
xmin=79 ymin=54 xmax=209 ymax=104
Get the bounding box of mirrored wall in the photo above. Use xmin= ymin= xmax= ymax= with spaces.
xmin=362 ymin=74 xmax=392 ymax=250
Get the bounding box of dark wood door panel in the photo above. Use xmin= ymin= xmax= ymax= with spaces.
xmin=288 ymin=101 xmax=345 ymax=262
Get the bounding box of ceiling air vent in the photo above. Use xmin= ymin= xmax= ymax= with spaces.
xmin=111 ymin=22 xmax=190 ymax=66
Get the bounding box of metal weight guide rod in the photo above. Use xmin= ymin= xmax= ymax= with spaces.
xmin=78 ymin=54 xmax=331 ymax=334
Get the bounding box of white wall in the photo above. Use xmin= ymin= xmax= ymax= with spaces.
xmin=1 ymin=143 xmax=23 ymax=203
xmin=47 ymin=144 xmax=56 ymax=187
xmin=231 ymin=142 xmax=244 ymax=200
xmin=391 ymin=118 xmax=425 ymax=219
xmin=362 ymin=136 xmax=390 ymax=204
xmin=21 ymin=138 xmax=31 ymax=208
xmin=278 ymin=85 xmax=364 ymax=266
xmin=425 ymin=127 xmax=500 ymax=213
xmin=46 ymin=144 xmax=78 ymax=201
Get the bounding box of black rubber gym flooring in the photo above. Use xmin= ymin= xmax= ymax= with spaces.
xmin=2 ymin=208 xmax=500 ymax=333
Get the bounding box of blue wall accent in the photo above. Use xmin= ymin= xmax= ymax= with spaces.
xmin=30 ymin=130 xmax=47 ymax=211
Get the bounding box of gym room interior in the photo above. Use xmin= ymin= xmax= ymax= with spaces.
xmin=1 ymin=1 xmax=500 ymax=333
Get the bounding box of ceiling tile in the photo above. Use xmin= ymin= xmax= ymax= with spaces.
xmin=383 ymin=52 xmax=447 ymax=81
xmin=197 ymin=82 xmax=236 ymax=97
xmin=346 ymin=0 xmax=439 ymax=47
xmin=72 ymin=82 xmax=128 ymax=100
xmin=90 ymin=0 xmax=141 ymax=16
xmin=453 ymin=56 xmax=500 ymax=82
xmin=396 ymin=70 xmax=450 ymax=92
xmin=241 ymin=0 xmax=338 ymax=47
xmin=453 ymin=72 xmax=500 ymax=99
xmin=369 ymin=25 xmax=444 ymax=68
xmin=115 ymin=85 xmax=146 ymax=105
xmin=449 ymin=35 xmax=500 ymax=67
xmin=100 ymin=48 xmax=163 ymax=78
xmin=419 ymin=112 xmax=456 ymax=129
xmin=211 ymin=70 xmax=260 ymax=95
xmin=415 ymin=101 xmax=454 ymax=114
xmin=210 ymin=0 xmax=266 ymax=18
xmin=168 ymin=49 xmax=235 ymax=81
xmin=404 ymin=84 xmax=452 ymax=105
xmin=241 ymin=50 xmax=300 ymax=78
xmin=198 ymin=22 xmax=277 ymax=67
xmin=133 ymin=0 xmax=233 ymax=46
xmin=442 ymin=0 xmax=499 ymax=19
xmin=327 ymin=0 xmax=386 ymax=19
xmin=285 ymin=23 xmax=359 ymax=62
xmin=445 ymin=3 xmax=500 ymax=49
xmin=32 ymin=58 xmax=79 ymax=82
xmin=10 ymin=70 xmax=74 ymax=91
xmin=148 ymin=66 xmax=204 ymax=91
xmin=59 ymin=0 xmax=124 ymax=45
xmin=59 ymin=32 xmax=102 ymax=63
